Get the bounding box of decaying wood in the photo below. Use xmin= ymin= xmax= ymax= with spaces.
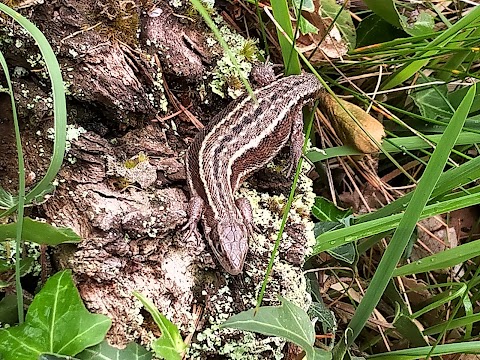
xmin=0 ymin=0 xmax=313 ymax=356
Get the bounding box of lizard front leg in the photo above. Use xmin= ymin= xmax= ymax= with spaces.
xmin=182 ymin=195 xmax=204 ymax=241
xmin=285 ymin=104 xmax=305 ymax=177
xmin=235 ymin=197 xmax=260 ymax=237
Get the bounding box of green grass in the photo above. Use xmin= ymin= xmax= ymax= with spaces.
xmin=254 ymin=1 xmax=480 ymax=358
xmin=0 ymin=3 xmax=67 ymax=323
xmin=2 ymin=0 xmax=480 ymax=359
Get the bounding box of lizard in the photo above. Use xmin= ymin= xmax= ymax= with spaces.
xmin=182 ymin=69 xmax=324 ymax=275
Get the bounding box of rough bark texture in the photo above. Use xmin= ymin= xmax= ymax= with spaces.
xmin=0 ymin=1 xmax=314 ymax=357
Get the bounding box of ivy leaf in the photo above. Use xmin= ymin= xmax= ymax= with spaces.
xmin=362 ymin=0 xmax=401 ymax=28
xmin=292 ymin=0 xmax=314 ymax=13
xmin=77 ymin=341 xmax=152 ymax=360
xmin=320 ymin=0 xmax=356 ymax=49
xmin=327 ymin=243 xmax=356 ymax=264
xmin=399 ymin=11 xmax=435 ymax=37
xmin=0 ymin=294 xmax=19 ymax=324
xmin=133 ymin=292 xmax=187 ymax=360
xmin=221 ymin=296 xmax=332 ymax=360
xmin=312 ymin=197 xmax=351 ymax=222
xmin=410 ymin=78 xmax=453 ymax=120
xmin=0 ymin=270 xmax=111 ymax=360
xmin=298 ymin=15 xmax=319 ymax=35
xmin=312 ymin=198 xmax=355 ymax=263
xmin=308 ymin=301 xmax=336 ymax=335
xmin=0 ymin=217 xmax=81 ymax=245
xmin=356 ymin=14 xmax=406 ymax=47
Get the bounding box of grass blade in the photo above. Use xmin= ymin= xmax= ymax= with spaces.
xmin=383 ymin=6 xmax=480 ymax=89
xmin=312 ymin=191 xmax=480 ymax=254
xmin=270 ymin=0 xmax=301 ymax=74
xmin=0 ymin=50 xmax=25 ymax=324
xmin=0 ymin=4 xmax=67 ymax=216
xmin=333 ymin=85 xmax=476 ymax=357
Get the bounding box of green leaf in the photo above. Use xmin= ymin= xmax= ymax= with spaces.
xmin=0 ymin=294 xmax=18 ymax=324
xmin=312 ymin=197 xmax=351 ymax=222
xmin=298 ymin=16 xmax=319 ymax=35
xmin=362 ymin=0 xmax=401 ymax=28
xmin=222 ymin=296 xmax=332 ymax=360
xmin=133 ymin=292 xmax=186 ymax=360
xmin=328 ymin=243 xmax=356 ymax=264
xmin=314 ymin=348 xmax=332 ymax=359
xmin=393 ymin=305 xmax=429 ymax=347
xmin=292 ymin=0 xmax=314 ymax=13
xmin=320 ymin=0 xmax=356 ymax=49
xmin=399 ymin=11 xmax=435 ymax=37
xmin=76 ymin=341 xmax=152 ymax=360
xmin=308 ymin=301 xmax=336 ymax=334
xmin=449 ymin=82 xmax=480 ymax=114
xmin=0 ymin=270 xmax=111 ymax=360
xmin=409 ymin=79 xmax=453 ymax=120
xmin=0 ymin=218 xmax=81 ymax=245
xmin=312 ymin=198 xmax=355 ymax=263
xmin=356 ymin=14 xmax=406 ymax=48
xmin=38 ymin=355 xmax=79 ymax=359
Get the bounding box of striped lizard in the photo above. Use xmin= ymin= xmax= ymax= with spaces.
xmin=183 ymin=71 xmax=323 ymax=275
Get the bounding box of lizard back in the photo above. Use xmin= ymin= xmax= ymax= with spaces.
xmin=186 ymin=73 xmax=323 ymax=220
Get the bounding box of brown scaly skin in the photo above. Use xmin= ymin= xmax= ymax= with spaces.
xmin=183 ymin=71 xmax=324 ymax=275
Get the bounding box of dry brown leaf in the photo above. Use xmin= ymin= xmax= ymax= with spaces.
xmin=296 ymin=18 xmax=348 ymax=61
xmin=319 ymin=92 xmax=385 ymax=153
xmin=410 ymin=216 xmax=458 ymax=273
xmin=294 ymin=0 xmax=348 ymax=62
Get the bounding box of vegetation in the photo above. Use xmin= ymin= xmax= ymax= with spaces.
xmin=1 ymin=0 xmax=480 ymax=359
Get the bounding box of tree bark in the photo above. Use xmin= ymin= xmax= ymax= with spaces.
xmin=1 ymin=1 xmax=313 ymax=357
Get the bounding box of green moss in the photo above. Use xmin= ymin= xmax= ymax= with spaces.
xmin=96 ymin=0 xmax=140 ymax=46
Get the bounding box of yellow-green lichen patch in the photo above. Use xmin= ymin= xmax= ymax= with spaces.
xmin=188 ymin=162 xmax=316 ymax=358
xmin=187 ymin=278 xmax=286 ymax=359
xmin=106 ymin=152 xmax=157 ymax=189
xmin=205 ymin=15 xmax=261 ymax=99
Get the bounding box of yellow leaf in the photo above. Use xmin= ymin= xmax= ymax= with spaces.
xmin=319 ymin=93 xmax=385 ymax=153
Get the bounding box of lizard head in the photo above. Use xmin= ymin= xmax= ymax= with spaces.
xmin=209 ymin=220 xmax=249 ymax=275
